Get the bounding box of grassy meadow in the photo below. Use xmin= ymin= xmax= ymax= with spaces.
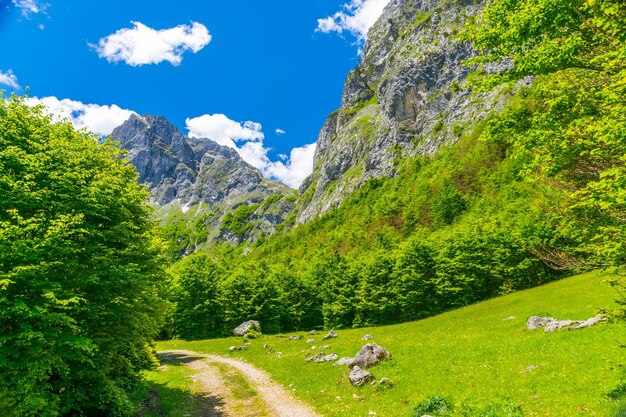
xmin=154 ymin=272 xmax=626 ymax=417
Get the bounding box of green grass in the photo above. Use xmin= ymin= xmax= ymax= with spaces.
xmin=136 ymin=356 xmax=196 ymax=417
xmin=157 ymin=272 xmax=626 ymax=417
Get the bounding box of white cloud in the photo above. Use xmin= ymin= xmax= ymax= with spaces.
xmin=12 ymin=0 xmax=47 ymax=16
xmin=186 ymin=114 xmax=264 ymax=149
xmin=186 ymin=114 xmax=316 ymax=188
xmin=92 ymin=21 xmax=211 ymax=66
xmin=316 ymin=0 xmax=391 ymax=41
xmin=275 ymin=128 xmax=286 ymax=135
xmin=0 ymin=70 xmax=20 ymax=90
xmin=25 ymin=96 xmax=136 ymax=136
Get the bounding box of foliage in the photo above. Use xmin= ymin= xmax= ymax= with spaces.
xmin=0 ymin=96 xmax=167 ymax=416
xmin=464 ymin=0 xmax=626 ymax=270
xmin=220 ymin=203 xmax=260 ymax=237
xmin=166 ymin=123 xmax=564 ymax=335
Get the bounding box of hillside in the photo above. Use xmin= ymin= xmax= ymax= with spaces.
xmin=155 ymin=272 xmax=626 ymax=417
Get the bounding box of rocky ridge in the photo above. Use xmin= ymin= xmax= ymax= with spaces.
xmin=111 ymin=114 xmax=295 ymax=248
xmin=296 ymin=0 xmax=510 ymax=223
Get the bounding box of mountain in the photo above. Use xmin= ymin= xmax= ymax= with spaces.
xmin=110 ymin=114 xmax=295 ymax=253
xmin=296 ymin=0 xmax=513 ymax=223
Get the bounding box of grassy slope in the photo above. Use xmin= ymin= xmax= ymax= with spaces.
xmin=157 ymin=272 xmax=626 ymax=417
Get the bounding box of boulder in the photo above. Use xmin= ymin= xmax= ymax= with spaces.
xmin=322 ymin=330 xmax=339 ymax=340
xmin=334 ymin=357 xmax=354 ymax=366
xmin=350 ymin=344 xmax=392 ymax=369
xmin=306 ymin=353 xmax=325 ymax=363
xmin=319 ymin=353 xmax=339 ymax=363
xmin=349 ymin=366 xmax=374 ymax=386
xmin=569 ymin=314 xmax=607 ymax=330
xmin=233 ymin=320 xmax=261 ymax=337
xmin=526 ymin=316 xmax=557 ymax=330
xmin=544 ymin=320 xmax=576 ymax=333
xmin=527 ymin=314 xmax=607 ymax=332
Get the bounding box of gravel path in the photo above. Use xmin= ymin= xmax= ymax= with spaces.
xmin=162 ymin=350 xmax=322 ymax=417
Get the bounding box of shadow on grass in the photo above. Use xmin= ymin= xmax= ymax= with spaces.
xmin=137 ymin=353 xmax=228 ymax=417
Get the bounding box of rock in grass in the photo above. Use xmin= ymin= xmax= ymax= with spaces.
xmin=229 ymin=346 xmax=247 ymax=352
xmin=306 ymin=338 xmax=315 ymax=343
xmin=526 ymin=316 xmax=557 ymax=330
xmin=308 ymin=330 xmax=317 ymax=335
xmin=306 ymin=352 xmax=339 ymax=363
xmin=322 ymin=330 xmax=339 ymax=340
xmin=319 ymin=353 xmax=339 ymax=363
xmin=350 ymin=344 xmax=392 ymax=369
xmin=233 ymin=320 xmax=261 ymax=337
xmin=568 ymin=314 xmax=607 ymax=330
xmin=544 ymin=320 xmax=576 ymax=332
xmin=362 ymin=334 xmax=373 ymax=341
xmin=349 ymin=366 xmax=374 ymax=386
xmin=334 ymin=357 xmax=354 ymax=366
xmin=289 ymin=335 xmax=303 ymax=341
xmin=527 ymin=314 xmax=607 ymax=332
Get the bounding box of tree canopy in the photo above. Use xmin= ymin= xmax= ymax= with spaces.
xmin=0 ymin=96 xmax=167 ymax=416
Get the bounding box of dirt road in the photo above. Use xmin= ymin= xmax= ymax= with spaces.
xmin=161 ymin=350 xmax=322 ymax=417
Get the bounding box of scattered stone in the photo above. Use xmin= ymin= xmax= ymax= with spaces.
xmin=306 ymin=353 xmax=324 ymax=363
xmin=289 ymin=335 xmax=303 ymax=341
xmin=322 ymin=330 xmax=339 ymax=340
xmin=319 ymin=345 xmax=331 ymax=350
xmin=334 ymin=357 xmax=354 ymax=366
xmin=349 ymin=366 xmax=374 ymax=386
xmin=527 ymin=316 xmax=557 ymax=330
xmin=233 ymin=320 xmax=261 ymax=337
xmin=267 ymin=349 xmax=275 ymax=354
xmin=306 ymin=352 xmax=339 ymax=363
xmin=544 ymin=320 xmax=576 ymax=333
xmin=262 ymin=343 xmax=269 ymax=349
xmin=306 ymin=338 xmax=315 ymax=344
xmin=378 ymin=377 xmax=393 ymax=386
xmin=524 ymin=365 xmax=539 ymax=374
xmin=569 ymin=314 xmax=607 ymax=330
xmin=308 ymin=330 xmax=317 ymax=335
xmin=503 ymin=316 xmax=517 ymax=321
xmin=527 ymin=314 xmax=607 ymax=332
xmin=229 ymin=346 xmax=247 ymax=352
xmin=349 ymin=344 xmax=392 ymax=369
xmin=319 ymin=353 xmax=339 ymax=363
xmin=274 ymin=334 xmax=286 ymax=338
xmin=362 ymin=334 xmax=373 ymax=341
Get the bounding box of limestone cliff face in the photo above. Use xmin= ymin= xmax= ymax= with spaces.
xmin=297 ymin=0 xmax=506 ymax=223
xmin=111 ymin=115 xmax=294 ymax=247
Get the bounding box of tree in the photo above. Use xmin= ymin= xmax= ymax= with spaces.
xmin=464 ymin=0 xmax=626 ymax=271
xmin=0 ymin=96 xmax=167 ymax=416
xmin=171 ymin=253 xmax=224 ymax=339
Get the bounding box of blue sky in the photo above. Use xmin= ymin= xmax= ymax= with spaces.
xmin=0 ymin=0 xmax=390 ymax=187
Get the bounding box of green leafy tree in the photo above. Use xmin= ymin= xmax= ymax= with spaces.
xmin=171 ymin=253 xmax=224 ymax=339
xmin=0 ymin=96 xmax=167 ymax=416
xmin=464 ymin=0 xmax=626 ymax=269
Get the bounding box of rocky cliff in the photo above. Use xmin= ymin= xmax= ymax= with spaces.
xmin=297 ymin=0 xmax=509 ymax=223
xmin=111 ymin=115 xmax=295 ymax=249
